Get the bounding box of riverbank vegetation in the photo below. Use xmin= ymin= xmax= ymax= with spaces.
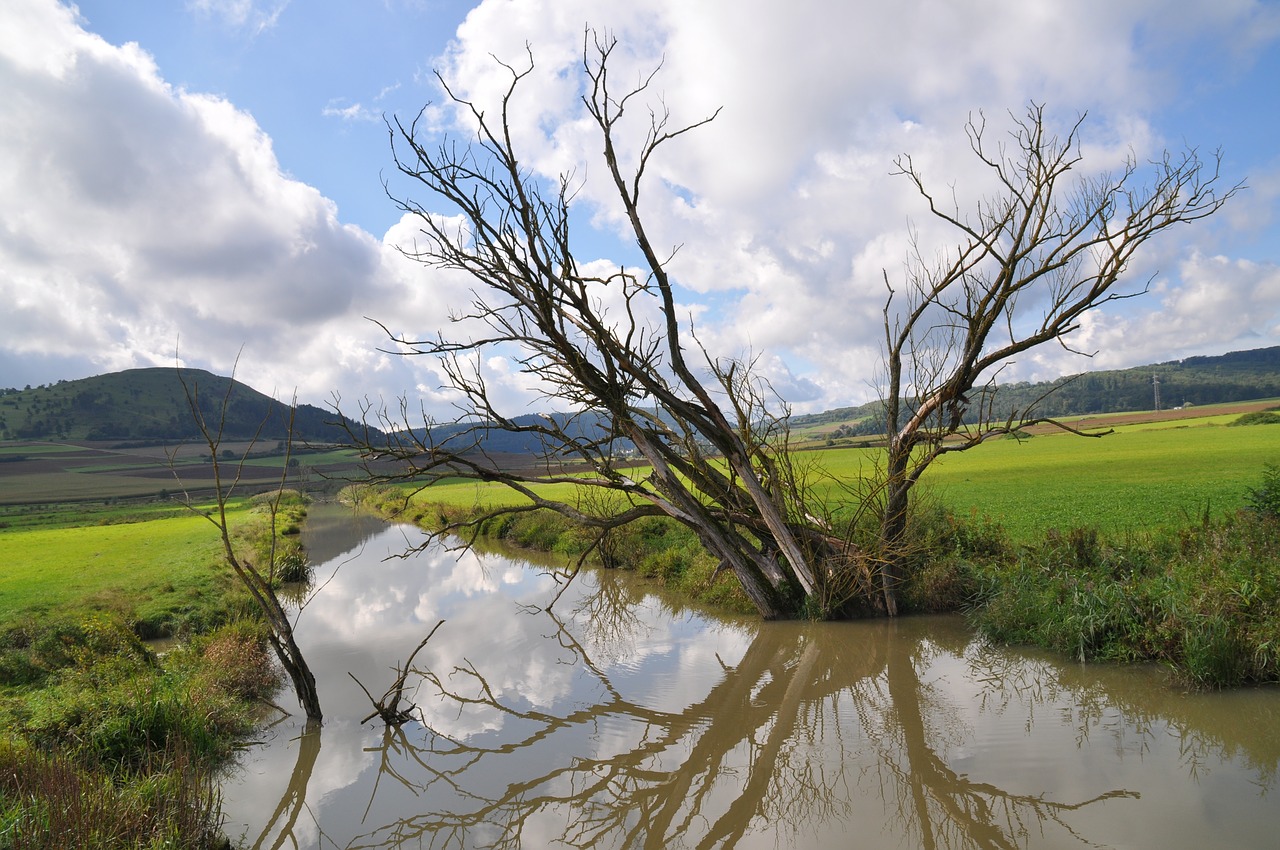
xmin=347 ymin=457 xmax=1280 ymax=690
xmin=0 ymin=495 xmax=307 ymax=849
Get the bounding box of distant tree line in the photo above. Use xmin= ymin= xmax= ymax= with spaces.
xmin=793 ymin=346 xmax=1280 ymax=439
xmin=987 ymin=346 xmax=1280 ymax=418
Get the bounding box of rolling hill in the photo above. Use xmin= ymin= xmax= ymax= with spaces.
xmin=4 ymin=344 xmax=1279 ymax=451
xmin=0 ymin=368 xmax=362 ymax=444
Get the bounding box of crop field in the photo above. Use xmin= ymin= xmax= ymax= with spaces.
xmin=0 ymin=440 xmax=370 ymax=504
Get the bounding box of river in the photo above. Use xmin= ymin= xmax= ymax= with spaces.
xmin=217 ymin=503 xmax=1280 ymax=849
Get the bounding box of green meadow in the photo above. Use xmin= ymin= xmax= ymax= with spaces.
xmin=0 ymin=502 xmax=246 ymax=636
xmin=924 ymin=424 xmax=1276 ymax=539
xmin=0 ymin=498 xmax=277 ymax=849
xmin=397 ymin=406 xmax=1279 ymax=543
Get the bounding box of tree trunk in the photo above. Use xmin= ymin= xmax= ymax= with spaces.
xmin=624 ymin=422 xmax=800 ymax=619
xmin=267 ymin=613 xmax=323 ymax=722
xmin=879 ymin=449 xmax=911 ymax=617
xmin=688 ymin=515 xmax=795 ymax=620
xmin=237 ymin=562 xmax=324 ymax=722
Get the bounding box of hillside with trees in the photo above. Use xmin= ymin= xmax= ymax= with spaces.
xmin=791 ymin=346 xmax=1280 ymax=441
xmin=4 ymin=346 xmax=1278 ymax=450
xmin=0 ymin=368 xmax=359 ymax=444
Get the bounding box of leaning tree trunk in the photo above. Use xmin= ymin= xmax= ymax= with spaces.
xmin=627 ymin=425 xmax=798 ymax=619
xmin=878 ymin=448 xmax=913 ymax=617
xmin=218 ymin=525 xmax=323 ymax=722
xmin=261 ymin=592 xmax=323 ymax=722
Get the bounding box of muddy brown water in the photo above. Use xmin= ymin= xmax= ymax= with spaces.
xmin=218 ymin=503 xmax=1280 ymax=849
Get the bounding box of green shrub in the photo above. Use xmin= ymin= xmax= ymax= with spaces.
xmin=0 ymin=618 xmax=273 ymax=849
xmin=1245 ymin=462 xmax=1280 ymax=519
xmin=507 ymin=511 xmax=571 ymax=551
xmin=638 ymin=547 xmax=693 ymax=582
xmin=1228 ymin=410 xmax=1280 ymax=427
xmin=916 ymin=506 xmax=1011 ymax=560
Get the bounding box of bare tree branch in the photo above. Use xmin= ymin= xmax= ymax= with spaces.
xmin=875 ymin=102 xmax=1239 ymax=614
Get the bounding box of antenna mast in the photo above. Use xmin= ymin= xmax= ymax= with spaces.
xmin=1152 ymin=374 xmax=1161 ymax=412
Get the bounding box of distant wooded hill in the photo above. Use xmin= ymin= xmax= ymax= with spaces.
xmin=789 ymin=345 xmax=1280 ymax=438
xmin=416 ymin=411 xmax=626 ymax=456
xmin=4 ymin=345 xmax=1278 ymax=448
xmin=0 ymin=368 xmax=364 ymax=444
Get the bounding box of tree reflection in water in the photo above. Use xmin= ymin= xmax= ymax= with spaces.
xmin=317 ymin=581 xmax=1140 ymax=850
xmin=243 ymin=719 xmax=321 ymax=850
xmin=230 ymin=537 xmax=1279 ymax=850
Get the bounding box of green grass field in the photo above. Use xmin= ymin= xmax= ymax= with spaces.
xmin=0 ymin=504 xmax=246 ymax=633
xmin=923 ymin=424 xmax=1277 ymax=539
xmin=779 ymin=408 xmax=1280 ymax=540
xmin=399 ymin=405 xmax=1280 ymax=543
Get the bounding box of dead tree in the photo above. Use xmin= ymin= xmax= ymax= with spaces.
xmin=876 ymin=104 xmax=1238 ymax=614
xmin=356 ymin=32 xmax=846 ymax=619
xmin=356 ymin=33 xmax=1233 ymax=620
xmin=173 ymin=365 xmax=323 ymax=722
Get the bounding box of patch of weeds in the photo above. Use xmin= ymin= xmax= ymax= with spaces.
xmin=0 ymin=737 xmax=228 ymax=850
xmin=1182 ymin=614 xmax=1250 ymax=688
xmin=970 ymin=506 xmax=1280 ymax=688
xmin=9 ymin=618 xmax=270 ymax=770
xmin=0 ymin=613 xmax=151 ymax=688
xmin=901 ymin=554 xmax=979 ymax=613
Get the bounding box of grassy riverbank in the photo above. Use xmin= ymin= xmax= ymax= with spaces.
xmin=0 ymin=495 xmax=307 ymax=849
xmin=348 ymin=445 xmax=1280 ymax=689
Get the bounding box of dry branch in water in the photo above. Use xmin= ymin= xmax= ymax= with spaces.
xmin=351 ymin=619 xmax=447 ymax=725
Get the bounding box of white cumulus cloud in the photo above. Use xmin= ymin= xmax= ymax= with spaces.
xmin=0 ymin=0 xmax=457 ymax=407
xmin=1 ymin=0 xmax=1277 ymax=417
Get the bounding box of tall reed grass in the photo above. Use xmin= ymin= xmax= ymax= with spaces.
xmin=0 ymin=738 xmax=227 ymax=850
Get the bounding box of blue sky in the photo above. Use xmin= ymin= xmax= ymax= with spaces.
xmin=2 ymin=0 xmax=1279 ymax=416
xmin=71 ymin=1 xmax=475 ymax=237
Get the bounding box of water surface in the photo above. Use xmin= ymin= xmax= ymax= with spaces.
xmin=220 ymin=504 xmax=1280 ymax=849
